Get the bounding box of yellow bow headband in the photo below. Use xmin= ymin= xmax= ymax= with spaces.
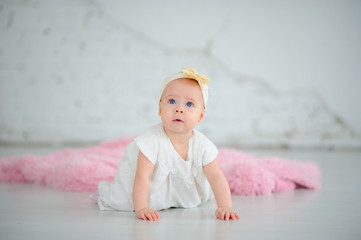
xmin=160 ymin=66 xmax=210 ymax=107
xmin=183 ymin=66 xmax=210 ymax=87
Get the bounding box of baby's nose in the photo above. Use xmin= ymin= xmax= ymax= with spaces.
xmin=175 ymin=108 xmax=184 ymax=114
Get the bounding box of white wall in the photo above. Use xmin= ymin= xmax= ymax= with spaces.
xmin=0 ymin=0 xmax=360 ymax=149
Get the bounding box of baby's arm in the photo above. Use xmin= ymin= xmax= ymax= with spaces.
xmin=203 ymin=160 xmax=240 ymax=221
xmin=132 ymin=151 xmax=160 ymax=221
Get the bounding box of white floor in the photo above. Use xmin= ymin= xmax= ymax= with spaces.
xmin=0 ymin=146 xmax=361 ymax=240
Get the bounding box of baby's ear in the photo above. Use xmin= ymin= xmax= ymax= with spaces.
xmin=199 ymin=108 xmax=206 ymax=122
xmin=158 ymin=101 xmax=162 ymax=116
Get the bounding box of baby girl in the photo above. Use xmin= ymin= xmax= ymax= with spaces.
xmin=98 ymin=67 xmax=239 ymax=221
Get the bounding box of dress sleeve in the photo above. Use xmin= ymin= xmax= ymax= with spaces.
xmin=201 ymin=136 xmax=219 ymax=166
xmin=134 ymin=130 xmax=158 ymax=165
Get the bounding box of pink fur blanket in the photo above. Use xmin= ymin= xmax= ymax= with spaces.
xmin=0 ymin=137 xmax=321 ymax=195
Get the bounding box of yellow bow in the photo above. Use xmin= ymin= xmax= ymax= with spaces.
xmin=183 ymin=66 xmax=210 ymax=87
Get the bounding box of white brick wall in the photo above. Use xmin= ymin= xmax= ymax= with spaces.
xmin=1 ymin=0 xmax=360 ymax=149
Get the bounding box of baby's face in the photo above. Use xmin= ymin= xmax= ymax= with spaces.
xmin=159 ymin=78 xmax=205 ymax=136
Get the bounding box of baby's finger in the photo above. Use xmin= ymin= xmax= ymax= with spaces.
xmin=235 ymin=213 xmax=240 ymax=219
xmin=155 ymin=211 xmax=161 ymax=220
xmin=215 ymin=210 xmax=220 ymax=219
xmin=230 ymin=212 xmax=236 ymax=220
xmin=221 ymin=211 xmax=226 ymax=220
xmin=145 ymin=213 xmax=153 ymax=221
xmin=225 ymin=212 xmax=230 ymax=221
xmin=151 ymin=212 xmax=159 ymax=221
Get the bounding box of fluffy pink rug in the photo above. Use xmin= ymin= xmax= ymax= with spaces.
xmin=0 ymin=137 xmax=321 ymax=195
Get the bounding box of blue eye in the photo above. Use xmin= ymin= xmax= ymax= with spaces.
xmin=186 ymin=102 xmax=193 ymax=107
xmin=169 ymin=99 xmax=176 ymax=104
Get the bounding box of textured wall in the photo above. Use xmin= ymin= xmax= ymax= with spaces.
xmin=1 ymin=0 xmax=360 ymax=149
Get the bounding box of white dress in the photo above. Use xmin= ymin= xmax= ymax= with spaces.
xmin=98 ymin=123 xmax=218 ymax=211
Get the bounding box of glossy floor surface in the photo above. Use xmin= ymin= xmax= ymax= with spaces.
xmin=1 ymin=146 xmax=360 ymax=240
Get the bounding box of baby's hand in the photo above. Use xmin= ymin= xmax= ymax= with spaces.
xmin=215 ymin=207 xmax=240 ymax=221
xmin=135 ymin=207 xmax=160 ymax=221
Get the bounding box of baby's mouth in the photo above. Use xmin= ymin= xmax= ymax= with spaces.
xmin=173 ymin=118 xmax=183 ymax=123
